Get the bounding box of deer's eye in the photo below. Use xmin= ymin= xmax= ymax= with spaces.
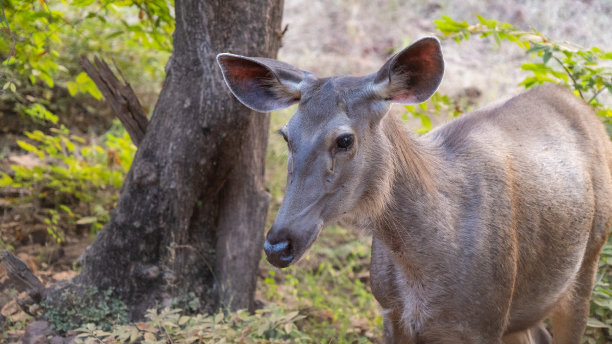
xmin=336 ymin=134 xmax=354 ymax=150
xmin=276 ymin=129 xmax=288 ymax=143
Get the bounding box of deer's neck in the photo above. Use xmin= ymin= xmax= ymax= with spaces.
xmin=370 ymin=115 xmax=455 ymax=264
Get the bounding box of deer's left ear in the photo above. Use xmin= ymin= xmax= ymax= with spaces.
xmin=372 ymin=37 xmax=444 ymax=105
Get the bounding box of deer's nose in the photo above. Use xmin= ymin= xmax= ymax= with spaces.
xmin=264 ymin=229 xmax=294 ymax=268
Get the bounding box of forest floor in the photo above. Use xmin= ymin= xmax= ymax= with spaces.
xmin=1 ymin=0 xmax=612 ymax=343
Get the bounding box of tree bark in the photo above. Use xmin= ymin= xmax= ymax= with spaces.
xmin=75 ymin=0 xmax=283 ymax=319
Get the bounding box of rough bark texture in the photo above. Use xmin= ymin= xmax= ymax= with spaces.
xmin=0 ymin=250 xmax=45 ymax=316
xmin=75 ymin=0 xmax=283 ymax=319
xmin=0 ymin=250 xmax=44 ymax=296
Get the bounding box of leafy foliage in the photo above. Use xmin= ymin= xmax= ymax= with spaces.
xmin=0 ymin=1 xmax=173 ymax=241
xmin=74 ymin=305 xmax=310 ymax=344
xmin=434 ymin=15 xmax=612 ymax=118
xmin=0 ymin=0 xmax=173 ymax=130
xmin=1 ymin=0 xmax=173 ymax=88
xmin=1 ymin=124 xmax=136 ymax=240
xmin=42 ymin=285 xmax=128 ymax=335
xmin=402 ymin=93 xmax=465 ymax=133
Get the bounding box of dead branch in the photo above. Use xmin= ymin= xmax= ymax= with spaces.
xmin=0 ymin=250 xmax=45 ymax=315
xmin=0 ymin=250 xmax=44 ymax=296
xmin=79 ymin=56 xmax=149 ymax=146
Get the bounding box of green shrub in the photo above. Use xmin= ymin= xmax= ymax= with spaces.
xmin=41 ymin=285 xmax=128 ymax=335
xmin=74 ymin=305 xmax=310 ymax=344
xmin=434 ymin=15 xmax=612 ymax=115
xmin=1 ymin=1 xmax=172 ymax=123
xmin=0 ymin=124 xmax=136 ymax=240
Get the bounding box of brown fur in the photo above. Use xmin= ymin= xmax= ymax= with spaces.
xmin=369 ymin=85 xmax=612 ymax=343
xmin=218 ymin=38 xmax=612 ymax=343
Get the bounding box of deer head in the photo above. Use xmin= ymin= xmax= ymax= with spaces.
xmin=217 ymin=37 xmax=444 ymax=268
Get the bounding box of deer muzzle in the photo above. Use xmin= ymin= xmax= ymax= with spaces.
xmin=264 ymin=218 xmax=324 ymax=268
xmin=264 ymin=232 xmax=294 ymax=268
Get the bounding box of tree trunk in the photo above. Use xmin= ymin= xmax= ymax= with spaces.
xmin=75 ymin=0 xmax=283 ymax=319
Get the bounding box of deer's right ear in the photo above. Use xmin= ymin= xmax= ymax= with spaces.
xmin=216 ymin=54 xmax=307 ymax=112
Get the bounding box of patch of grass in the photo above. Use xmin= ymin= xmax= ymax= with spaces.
xmin=259 ymin=226 xmax=382 ymax=343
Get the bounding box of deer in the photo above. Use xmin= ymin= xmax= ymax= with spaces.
xmin=216 ymin=37 xmax=612 ymax=343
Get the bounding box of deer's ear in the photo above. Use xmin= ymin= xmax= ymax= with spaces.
xmin=217 ymin=54 xmax=308 ymax=112
xmin=372 ymin=37 xmax=444 ymax=105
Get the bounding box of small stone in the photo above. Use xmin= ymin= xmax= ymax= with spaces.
xmin=22 ymin=320 xmax=52 ymax=344
xmin=49 ymin=337 xmax=66 ymax=344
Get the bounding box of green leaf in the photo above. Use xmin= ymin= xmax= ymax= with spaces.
xmin=75 ymin=72 xmax=103 ymax=99
xmin=62 ymin=137 xmax=75 ymax=151
xmin=87 ymin=83 xmax=102 ymax=100
xmin=525 ymin=43 xmax=546 ymax=54
xmin=3 ymin=82 xmax=16 ymax=93
xmin=73 ymin=0 xmax=96 ymax=6
xmin=0 ymin=172 xmax=13 ymax=187
xmin=75 ymin=72 xmax=90 ymax=85
xmin=39 ymin=71 xmax=54 ymax=88
xmin=17 ymin=140 xmax=45 ymax=159
xmin=105 ymin=31 xmax=124 ymax=40
xmin=587 ymin=317 xmax=611 ymax=328
xmin=23 ymin=103 xmax=59 ymax=124
xmin=433 ymin=16 xmax=469 ymax=37
xmin=413 ymin=112 xmax=432 ymax=133
xmin=66 ymin=81 xmax=78 ymax=96
xmin=542 ymin=50 xmax=552 ymax=64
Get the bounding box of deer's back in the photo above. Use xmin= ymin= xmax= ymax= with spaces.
xmin=429 ymin=84 xmax=612 ymax=211
xmin=425 ymin=84 xmax=612 ymax=331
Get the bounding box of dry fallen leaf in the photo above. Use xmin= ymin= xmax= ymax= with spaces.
xmin=51 ymin=270 xmax=77 ymax=282
xmin=8 ymin=154 xmax=41 ymax=168
xmin=17 ymin=252 xmax=39 ymax=275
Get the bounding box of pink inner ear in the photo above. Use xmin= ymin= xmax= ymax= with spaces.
xmin=391 ymin=89 xmax=418 ymax=104
xmin=388 ymin=43 xmax=443 ymax=104
xmin=219 ymin=56 xmax=299 ymax=112
xmin=227 ymin=64 xmax=270 ymax=84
